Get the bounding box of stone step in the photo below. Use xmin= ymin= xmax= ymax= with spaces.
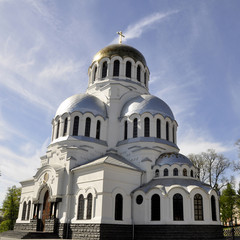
xmin=0 ymin=231 xmax=60 ymax=239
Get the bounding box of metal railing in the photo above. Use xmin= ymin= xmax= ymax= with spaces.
xmin=223 ymin=225 xmax=240 ymax=240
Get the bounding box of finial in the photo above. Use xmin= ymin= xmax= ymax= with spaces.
xmin=117 ymin=31 xmax=125 ymax=44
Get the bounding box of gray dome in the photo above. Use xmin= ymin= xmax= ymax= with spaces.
xmin=55 ymin=93 xmax=107 ymax=118
xmin=156 ymin=152 xmax=193 ymax=167
xmin=121 ymin=95 xmax=175 ymax=120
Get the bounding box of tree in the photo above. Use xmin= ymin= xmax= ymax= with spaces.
xmin=0 ymin=186 xmax=21 ymax=233
xmin=234 ymin=139 xmax=240 ymax=171
xmin=220 ymin=183 xmax=236 ymax=224
xmin=188 ymin=149 xmax=231 ymax=191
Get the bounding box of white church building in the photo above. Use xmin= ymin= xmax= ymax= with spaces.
xmin=14 ymin=41 xmax=224 ymax=239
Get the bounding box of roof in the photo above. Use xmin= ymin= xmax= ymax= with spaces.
xmin=92 ymin=44 xmax=147 ymax=66
xmin=72 ymin=153 xmax=142 ymax=172
xmin=121 ymin=94 xmax=175 ymax=120
xmin=55 ymin=93 xmax=107 ymax=118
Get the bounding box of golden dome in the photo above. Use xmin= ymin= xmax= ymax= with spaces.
xmin=92 ymin=44 xmax=147 ymax=66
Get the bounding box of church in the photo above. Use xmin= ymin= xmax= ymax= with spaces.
xmin=14 ymin=35 xmax=224 ymax=239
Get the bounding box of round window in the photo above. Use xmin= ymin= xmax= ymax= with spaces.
xmin=136 ymin=195 xmax=143 ymax=205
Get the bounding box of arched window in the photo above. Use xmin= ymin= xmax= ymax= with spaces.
xmin=172 ymin=125 xmax=175 ymax=143
xmin=93 ymin=66 xmax=97 ymax=82
xmin=77 ymin=194 xmax=84 ymax=220
xmin=137 ymin=65 xmax=141 ymax=82
xmin=27 ymin=201 xmax=31 ymax=220
xmin=56 ymin=120 xmax=60 ymax=139
xmin=126 ymin=61 xmax=131 ymax=78
xmin=133 ymin=118 xmax=138 ymax=138
xmin=144 ymin=72 xmax=147 ymax=85
xmin=211 ymin=196 xmax=217 ymax=221
xmin=86 ymin=193 xmax=92 ymax=219
xmin=144 ymin=117 xmax=150 ymax=137
xmin=194 ymin=194 xmax=204 ymax=220
xmin=156 ymin=119 xmax=161 ymax=138
xmin=72 ymin=116 xmax=79 ymax=136
xmin=102 ymin=61 xmax=107 ymax=78
xmin=85 ymin=117 xmax=91 ymax=137
xmin=22 ymin=201 xmax=27 ymax=220
xmin=115 ymin=194 xmax=123 ymax=221
xmin=166 ymin=122 xmax=169 ymax=141
xmin=173 ymin=193 xmax=183 ymax=221
xmin=63 ymin=117 xmax=68 ymax=136
xmin=173 ymin=168 xmax=178 ymax=176
xmin=151 ymin=194 xmax=160 ymax=221
xmin=155 ymin=169 xmax=159 ymax=177
xmin=113 ymin=60 xmax=120 ymax=76
xmin=191 ymin=170 xmax=194 ymax=177
xmin=96 ymin=120 xmax=101 ymax=139
xmin=183 ymin=168 xmax=187 ymax=176
xmin=164 ymin=168 xmax=168 ymax=176
xmin=124 ymin=121 xmax=128 ymax=140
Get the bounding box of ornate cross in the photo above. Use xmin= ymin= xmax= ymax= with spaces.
xmin=117 ymin=31 xmax=125 ymax=44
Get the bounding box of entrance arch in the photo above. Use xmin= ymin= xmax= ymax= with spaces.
xmin=42 ymin=190 xmax=51 ymax=231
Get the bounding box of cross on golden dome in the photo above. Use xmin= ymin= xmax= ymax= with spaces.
xmin=117 ymin=31 xmax=125 ymax=44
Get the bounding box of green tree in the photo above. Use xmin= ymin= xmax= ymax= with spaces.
xmin=0 ymin=186 xmax=21 ymax=233
xmin=220 ymin=183 xmax=236 ymax=224
xmin=188 ymin=149 xmax=231 ymax=191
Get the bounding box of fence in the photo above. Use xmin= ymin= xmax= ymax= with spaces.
xmin=223 ymin=225 xmax=240 ymax=240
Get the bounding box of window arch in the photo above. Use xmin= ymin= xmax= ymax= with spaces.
xmin=124 ymin=121 xmax=128 ymax=140
xmin=72 ymin=116 xmax=79 ymax=136
xmin=137 ymin=65 xmax=141 ymax=82
xmin=22 ymin=201 xmax=27 ymax=220
xmin=151 ymin=194 xmax=160 ymax=221
xmin=93 ymin=66 xmax=97 ymax=82
xmin=183 ymin=168 xmax=187 ymax=176
xmin=113 ymin=60 xmax=120 ymax=76
xmin=164 ymin=168 xmax=169 ymax=176
xmin=133 ymin=118 xmax=138 ymax=138
xmin=77 ymin=194 xmax=84 ymax=220
xmin=173 ymin=168 xmax=178 ymax=176
xmin=166 ymin=122 xmax=169 ymax=141
xmin=172 ymin=125 xmax=175 ymax=143
xmin=173 ymin=193 xmax=183 ymax=221
xmin=194 ymin=194 xmax=203 ymax=220
xmin=56 ymin=120 xmax=60 ymax=139
xmin=211 ymin=196 xmax=217 ymax=221
xmin=156 ymin=119 xmax=161 ymax=138
xmin=115 ymin=194 xmax=123 ymax=220
xmin=26 ymin=201 xmax=31 ymax=220
xmin=155 ymin=169 xmax=159 ymax=177
xmin=86 ymin=193 xmax=93 ymax=219
xmin=144 ymin=117 xmax=150 ymax=137
xmin=102 ymin=61 xmax=107 ymax=78
xmin=85 ymin=117 xmax=91 ymax=137
xmin=126 ymin=61 xmax=131 ymax=78
xmin=63 ymin=117 xmax=68 ymax=136
xmin=96 ymin=120 xmax=101 ymax=139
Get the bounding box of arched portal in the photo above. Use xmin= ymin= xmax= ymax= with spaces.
xmin=42 ymin=190 xmax=51 ymax=231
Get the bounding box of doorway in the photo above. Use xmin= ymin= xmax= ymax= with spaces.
xmin=42 ymin=190 xmax=51 ymax=231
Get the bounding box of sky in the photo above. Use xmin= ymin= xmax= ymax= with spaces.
xmin=0 ymin=0 xmax=240 ymax=206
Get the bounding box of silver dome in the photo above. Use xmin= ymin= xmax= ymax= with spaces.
xmin=121 ymin=95 xmax=175 ymax=120
xmin=156 ymin=152 xmax=193 ymax=167
xmin=55 ymin=93 xmax=107 ymax=118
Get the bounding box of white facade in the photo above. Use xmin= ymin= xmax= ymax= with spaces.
xmin=16 ymin=43 xmax=221 ymax=229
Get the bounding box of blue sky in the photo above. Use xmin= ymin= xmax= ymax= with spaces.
xmin=0 ymin=0 xmax=240 ymax=206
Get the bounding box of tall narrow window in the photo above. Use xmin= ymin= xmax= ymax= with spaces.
xmin=77 ymin=194 xmax=84 ymax=220
xmin=173 ymin=168 xmax=178 ymax=176
xmin=102 ymin=61 xmax=107 ymax=78
xmin=144 ymin=117 xmax=150 ymax=137
xmin=191 ymin=170 xmax=194 ymax=177
xmin=155 ymin=169 xmax=159 ymax=177
xmin=56 ymin=120 xmax=60 ymax=139
xmin=133 ymin=118 xmax=138 ymax=138
xmin=124 ymin=121 xmax=128 ymax=140
xmin=85 ymin=117 xmax=91 ymax=137
xmin=151 ymin=194 xmax=160 ymax=221
xmin=183 ymin=168 xmax=187 ymax=176
xmin=126 ymin=61 xmax=131 ymax=78
xmin=137 ymin=65 xmax=141 ymax=82
xmin=63 ymin=117 xmax=68 ymax=136
xmin=72 ymin=116 xmax=79 ymax=136
xmin=113 ymin=60 xmax=120 ymax=76
xmin=172 ymin=125 xmax=175 ymax=143
xmin=22 ymin=201 xmax=27 ymax=220
xmin=194 ymin=194 xmax=204 ymax=220
xmin=27 ymin=201 xmax=31 ymax=220
xmin=93 ymin=67 xmax=97 ymax=82
xmin=211 ymin=196 xmax=217 ymax=221
xmin=173 ymin=193 xmax=183 ymax=221
xmin=164 ymin=168 xmax=168 ymax=176
xmin=86 ymin=193 xmax=92 ymax=219
xmin=96 ymin=120 xmax=101 ymax=139
xmin=166 ymin=122 xmax=169 ymax=141
xmin=115 ymin=194 xmax=123 ymax=220
xmin=144 ymin=72 xmax=147 ymax=85
xmin=156 ymin=119 xmax=161 ymax=138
